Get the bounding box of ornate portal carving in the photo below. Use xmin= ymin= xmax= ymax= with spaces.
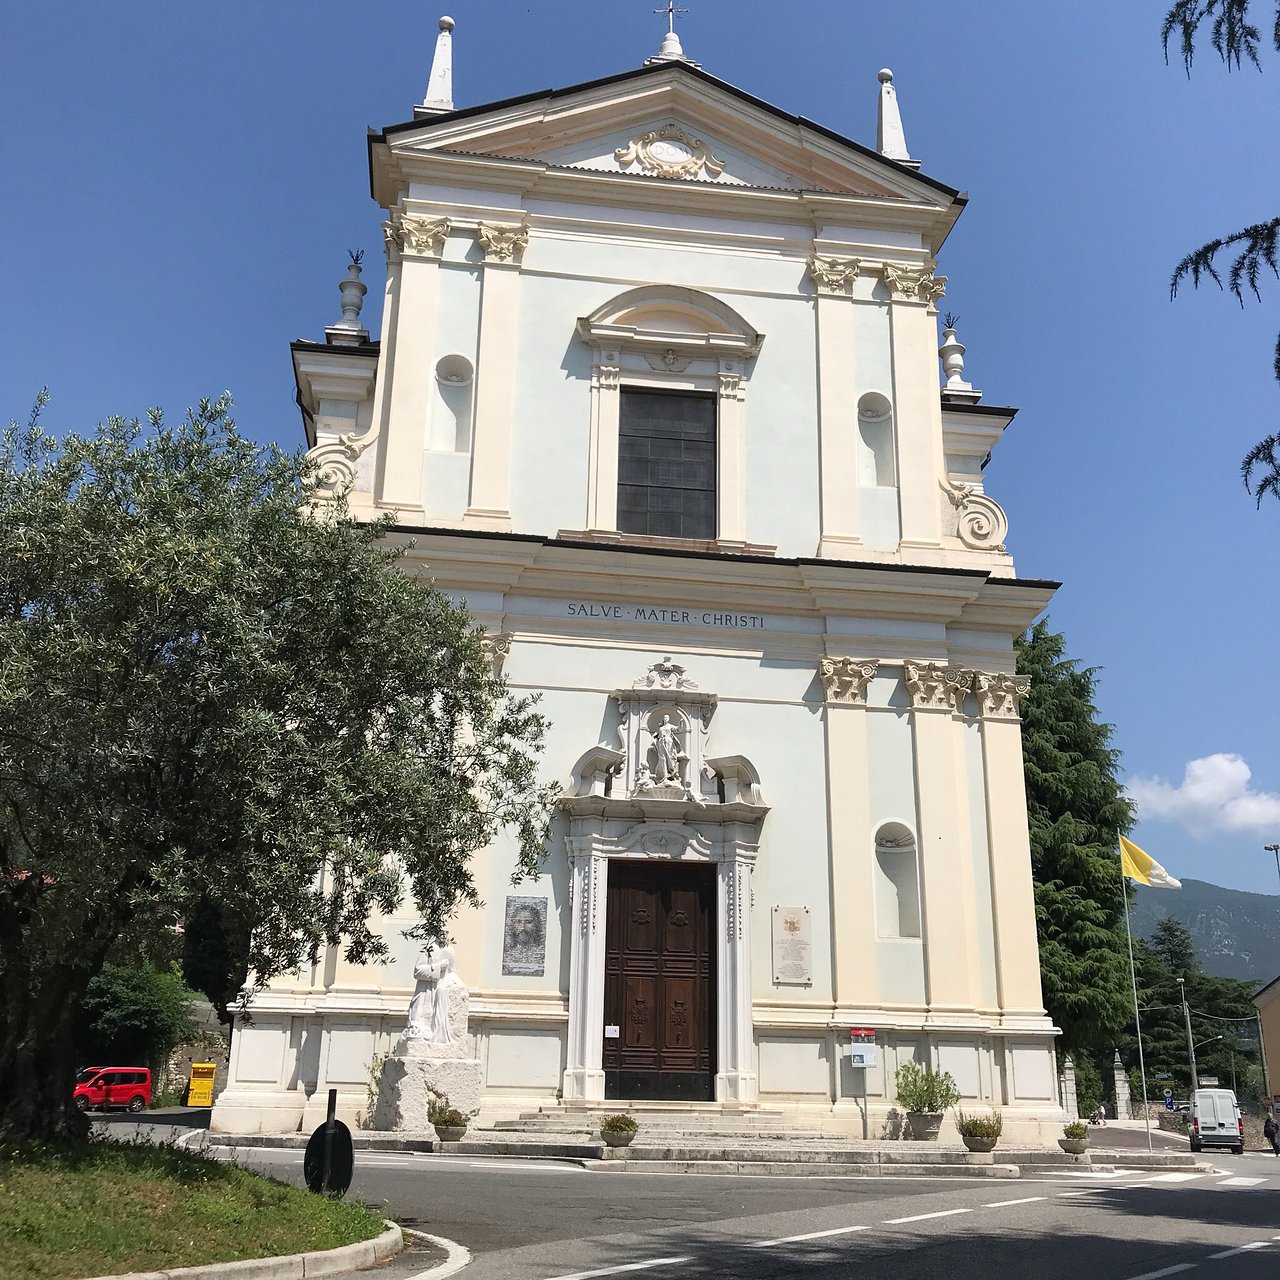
xmin=809 ymin=255 xmax=862 ymax=294
xmin=971 ymin=671 xmax=1031 ymax=719
xmin=940 ymin=477 xmax=1010 ymax=552
xmin=475 ymin=221 xmax=529 ymax=264
xmin=881 ymin=263 xmax=947 ymax=306
xmin=614 ymin=123 xmax=725 ymax=181
xmin=636 ymin=656 xmax=697 ymax=691
xmin=904 ymin=661 xmax=972 ymax=711
xmin=819 ymin=657 xmax=879 ymax=704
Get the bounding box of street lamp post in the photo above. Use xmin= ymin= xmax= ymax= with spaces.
xmin=1178 ymin=977 xmax=1199 ymax=1091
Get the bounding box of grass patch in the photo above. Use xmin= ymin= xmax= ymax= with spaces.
xmin=0 ymin=1139 xmax=387 ymax=1280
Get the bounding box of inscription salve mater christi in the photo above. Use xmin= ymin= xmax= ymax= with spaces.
xmin=567 ymin=602 xmax=766 ymax=630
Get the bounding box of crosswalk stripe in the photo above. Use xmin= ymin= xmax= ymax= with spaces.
xmin=751 ymin=1225 xmax=871 ymax=1247
xmin=1215 ymin=1176 xmax=1265 ymax=1187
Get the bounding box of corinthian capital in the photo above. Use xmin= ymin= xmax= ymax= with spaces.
xmin=819 ymin=657 xmax=878 ymax=704
xmin=904 ymin=661 xmax=972 ymax=711
xmin=399 ymin=215 xmax=451 ymax=256
xmin=881 ymin=263 xmax=947 ymax=306
xmin=809 ymin=255 xmax=862 ymax=294
xmin=475 ymin=221 xmax=529 ymax=264
xmin=480 ymin=631 xmax=513 ymax=675
xmin=971 ymin=671 xmax=1030 ymax=719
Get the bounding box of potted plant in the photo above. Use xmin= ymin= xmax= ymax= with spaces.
xmin=599 ymin=1113 xmax=639 ymax=1148
xmin=955 ymin=1108 xmax=1003 ymax=1153
xmin=428 ymin=1096 xmax=469 ymax=1143
xmin=1059 ymin=1120 xmax=1089 ymax=1155
xmin=895 ymin=1062 xmax=961 ymax=1140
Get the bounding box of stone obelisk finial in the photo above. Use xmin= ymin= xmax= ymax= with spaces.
xmin=416 ymin=15 xmax=455 ymax=117
xmin=876 ymin=68 xmax=916 ymax=166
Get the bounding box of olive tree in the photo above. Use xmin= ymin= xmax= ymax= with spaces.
xmin=0 ymin=394 xmax=555 ymax=1141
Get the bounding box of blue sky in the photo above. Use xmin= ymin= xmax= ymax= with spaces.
xmin=3 ymin=2 xmax=1278 ymax=894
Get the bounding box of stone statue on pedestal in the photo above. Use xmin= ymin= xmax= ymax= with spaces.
xmin=371 ymin=936 xmax=482 ymax=1131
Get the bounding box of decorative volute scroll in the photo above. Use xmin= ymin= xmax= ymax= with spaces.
xmin=307 ymin=438 xmax=360 ymax=493
xmin=479 ymin=631 xmax=513 ymax=675
xmin=475 ymin=221 xmax=529 ymax=264
xmin=880 ymin=263 xmax=947 ymax=307
xmin=971 ymin=671 xmax=1031 ymax=720
xmin=819 ymin=657 xmax=879 ymax=704
xmin=561 ymin=658 xmax=766 ymax=819
xmin=384 ymin=215 xmax=451 ymax=259
xmin=614 ymin=123 xmax=726 ymax=181
xmin=809 ymin=255 xmax=862 ymax=295
xmin=904 ymin=661 xmax=972 ymax=711
xmin=940 ymin=477 xmax=1009 ymax=553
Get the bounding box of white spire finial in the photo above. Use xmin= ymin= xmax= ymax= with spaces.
xmin=876 ymin=68 xmax=913 ymax=164
xmin=327 ymin=251 xmax=369 ymax=347
xmin=417 ymin=15 xmax=455 ymax=116
xmin=646 ymin=2 xmax=700 ymax=66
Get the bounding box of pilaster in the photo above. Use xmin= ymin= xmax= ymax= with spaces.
xmin=811 ymin=256 xmax=863 ymax=556
xmin=464 ymin=221 xmax=528 ymax=531
xmin=585 ymin=357 xmax=621 ymax=530
xmin=562 ymin=844 xmax=608 ymax=1101
xmin=379 ymin=215 xmax=450 ymax=511
xmin=884 ymin=264 xmax=947 ymax=549
xmin=819 ymin=657 xmax=879 ymax=1007
xmin=906 ymin=661 xmax=979 ymax=1016
xmin=715 ymin=854 xmax=758 ymax=1102
xmin=973 ymin=671 xmax=1046 ymax=1019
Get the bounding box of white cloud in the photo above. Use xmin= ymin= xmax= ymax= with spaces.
xmin=1127 ymin=753 xmax=1280 ymax=836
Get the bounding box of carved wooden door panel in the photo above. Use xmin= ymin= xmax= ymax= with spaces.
xmin=603 ymin=859 xmax=715 ymax=1101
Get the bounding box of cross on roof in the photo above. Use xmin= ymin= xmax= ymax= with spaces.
xmin=655 ymin=1 xmax=689 ymax=34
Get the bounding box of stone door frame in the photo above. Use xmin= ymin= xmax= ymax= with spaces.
xmin=562 ymin=818 xmax=759 ymax=1105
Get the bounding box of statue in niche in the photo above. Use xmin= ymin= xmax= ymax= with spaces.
xmin=405 ymin=941 xmax=462 ymax=1044
xmin=653 ymin=714 xmax=687 ymax=784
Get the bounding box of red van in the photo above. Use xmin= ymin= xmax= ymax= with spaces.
xmin=73 ymin=1067 xmax=152 ymax=1112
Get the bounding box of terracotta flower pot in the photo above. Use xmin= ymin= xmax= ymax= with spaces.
xmin=905 ymin=1111 xmax=944 ymax=1141
xmin=1058 ymin=1137 xmax=1089 ymax=1155
xmin=962 ymin=1135 xmax=998 ymax=1153
xmin=602 ymin=1129 xmax=635 ymax=1148
xmin=434 ymin=1125 xmax=467 ymax=1143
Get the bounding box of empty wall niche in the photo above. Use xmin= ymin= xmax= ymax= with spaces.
xmin=856 ymin=392 xmax=900 ymax=547
xmin=875 ymin=821 xmax=921 ymax=939
xmin=856 ymin=392 xmax=896 ymax=486
xmin=431 ymin=353 xmax=474 ymax=452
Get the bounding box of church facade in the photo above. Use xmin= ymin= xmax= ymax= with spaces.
xmin=212 ymin=19 xmax=1064 ymax=1140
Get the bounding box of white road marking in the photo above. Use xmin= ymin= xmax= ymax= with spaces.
xmin=1149 ymin=1172 xmax=1204 ymax=1183
xmin=1058 ymin=1188 xmax=1113 ymax=1196
xmin=983 ymin=1196 xmax=1047 ymax=1208
xmin=1216 ymin=1176 xmax=1265 ymax=1186
xmin=884 ymin=1208 xmax=972 ymax=1225
xmin=751 ymin=1225 xmax=872 ymax=1247
xmin=1124 ymin=1266 xmax=1197 ymax=1280
xmin=402 ymin=1229 xmax=472 ymax=1279
xmin=468 ymin=1161 xmax=582 ymax=1172
xmin=1207 ymin=1242 xmax=1270 ymax=1259
xmin=549 ymin=1260 xmax=693 ymax=1280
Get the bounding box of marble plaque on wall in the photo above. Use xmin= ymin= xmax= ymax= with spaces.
xmin=502 ymin=896 xmax=547 ymax=976
xmin=771 ymin=905 xmax=813 ymax=985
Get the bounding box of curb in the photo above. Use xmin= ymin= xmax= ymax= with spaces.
xmin=401 ymin=1230 xmax=472 ymax=1279
xmin=87 ymin=1220 xmax=402 ymax=1280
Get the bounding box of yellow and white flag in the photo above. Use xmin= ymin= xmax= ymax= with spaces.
xmin=1119 ymin=835 xmax=1182 ymax=889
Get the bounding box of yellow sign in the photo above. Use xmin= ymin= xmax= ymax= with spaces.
xmin=188 ymin=1062 xmax=217 ymax=1107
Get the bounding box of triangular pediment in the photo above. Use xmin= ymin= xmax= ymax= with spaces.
xmin=376 ymin=62 xmax=958 ymax=207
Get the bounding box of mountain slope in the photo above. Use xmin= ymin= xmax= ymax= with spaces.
xmin=1129 ymin=878 xmax=1280 ymax=984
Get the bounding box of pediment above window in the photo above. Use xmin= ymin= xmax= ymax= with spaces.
xmin=577 ymin=285 xmax=764 ymax=362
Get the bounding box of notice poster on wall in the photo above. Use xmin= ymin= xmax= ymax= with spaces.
xmin=771 ymin=905 xmax=813 ymax=985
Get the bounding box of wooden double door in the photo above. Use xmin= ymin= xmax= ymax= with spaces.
xmin=603 ymin=860 xmax=716 ymax=1101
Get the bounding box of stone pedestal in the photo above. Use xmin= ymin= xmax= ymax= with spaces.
xmin=371 ymin=977 xmax=481 ymax=1129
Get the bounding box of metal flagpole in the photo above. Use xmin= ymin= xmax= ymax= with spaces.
xmin=1121 ymin=855 xmax=1154 ymax=1154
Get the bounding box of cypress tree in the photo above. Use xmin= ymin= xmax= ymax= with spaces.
xmin=1017 ymin=620 xmax=1134 ymax=1054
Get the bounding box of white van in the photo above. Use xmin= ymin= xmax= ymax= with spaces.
xmin=1189 ymin=1088 xmax=1244 ymax=1154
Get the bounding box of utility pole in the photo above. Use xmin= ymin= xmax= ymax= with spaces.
xmin=1177 ymin=976 xmax=1199 ymax=1092
xmin=1266 ymin=844 xmax=1280 ymax=891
